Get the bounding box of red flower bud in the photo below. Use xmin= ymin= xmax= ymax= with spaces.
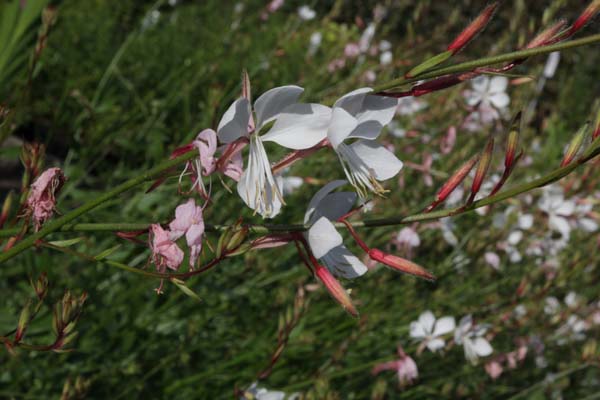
xmin=468 ymin=137 xmax=494 ymax=204
xmin=368 ymin=248 xmax=435 ymax=281
xmin=425 ymin=154 xmax=480 ymax=212
xmin=526 ymin=19 xmax=568 ymax=48
xmin=314 ymin=264 xmax=358 ymax=317
xmin=560 ymin=122 xmax=589 ymax=167
xmin=447 ymin=2 xmax=498 ymax=54
xmin=568 ymin=0 xmax=600 ymax=37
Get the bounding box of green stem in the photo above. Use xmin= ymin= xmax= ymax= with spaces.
xmin=0 ymin=152 xmax=196 ymax=263
xmin=3 ymin=146 xmax=597 ymax=238
xmin=373 ymin=33 xmax=600 ymax=92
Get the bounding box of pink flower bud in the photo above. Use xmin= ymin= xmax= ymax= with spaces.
xmin=468 ymin=137 xmax=494 ymax=204
xmin=568 ymin=0 xmax=600 ymax=37
xmin=368 ymin=248 xmax=435 ymax=281
xmin=447 ymin=3 xmax=498 ymax=54
xmin=526 ymin=19 xmax=568 ymax=48
xmin=426 ymin=154 xmax=479 ymax=212
xmin=314 ymin=264 xmax=358 ymax=317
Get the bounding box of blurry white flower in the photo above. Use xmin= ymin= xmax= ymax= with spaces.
xmin=308 ymin=32 xmax=322 ymax=55
xmin=543 ymin=52 xmax=561 ymax=78
xmin=440 ymin=217 xmax=458 ymax=246
xmin=544 ymin=297 xmax=561 ymax=315
xmin=344 ymin=43 xmax=361 ymax=58
xmin=298 ymin=5 xmax=316 ymax=20
xmin=410 ymin=310 xmax=456 ymax=352
xmin=395 ymin=227 xmax=421 ymax=249
xmin=556 ymin=315 xmax=588 ymax=343
xmin=538 ymin=185 xmax=576 ymax=240
xmin=380 ymin=51 xmax=393 ymax=65
xmin=514 ymin=304 xmax=527 ymax=317
xmin=396 ymin=97 xmax=427 ymax=116
xmin=240 ymin=382 xmax=288 ymax=400
xmin=387 ymin=120 xmax=406 ymax=138
xmin=463 ymin=76 xmax=510 ymax=125
xmin=279 ymin=175 xmax=303 ymax=195
xmin=484 ymin=251 xmax=500 ymax=270
xmin=454 ymin=315 xmax=493 ymax=364
xmin=379 ymin=40 xmax=392 ymax=52
xmin=564 ymin=291 xmax=581 ymax=309
xmin=359 ymin=23 xmax=376 ymax=52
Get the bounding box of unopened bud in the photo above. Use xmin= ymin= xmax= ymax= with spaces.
xmin=568 ymin=0 xmax=600 ymax=37
xmin=314 ymin=264 xmax=358 ymax=317
xmin=368 ymin=249 xmax=435 ymax=281
xmin=52 ymin=305 xmax=62 ymax=335
xmin=216 ymin=228 xmax=234 ymax=259
xmin=526 ymin=19 xmax=568 ymax=48
xmin=505 ymin=113 xmax=521 ymax=169
xmin=593 ymin=104 xmax=600 ymax=140
xmin=468 ymin=138 xmax=494 ymax=203
xmin=59 ymin=331 xmax=79 ymax=349
xmin=560 ymin=122 xmax=589 ymax=167
xmin=447 ymin=2 xmax=498 ymax=54
xmin=226 ymin=226 xmax=249 ymax=252
xmin=226 ymin=242 xmax=252 ymax=257
xmin=15 ymin=300 xmax=32 ymax=342
xmin=405 ymin=51 xmax=452 ymax=78
xmin=1 ymin=191 xmax=14 ymax=228
xmin=33 ymin=272 xmax=48 ymax=300
xmin=242 ymin=69 xmax=252 ymax=101
xmin=425 ymin=154 xmax=480 ymax=212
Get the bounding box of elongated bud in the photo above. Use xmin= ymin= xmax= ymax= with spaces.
xmin=505 ymin=113 xmax=521 ymax=169
xmin=593 ymin=104 xmax=600 ymax=140
xmin=216 ymin=227 xmax=234 ymax=259
xmin=226 ymin=226 xmax=248 ymax=252
xmin=568 ymin=0 xmax=600 ymax=37
xmin=410 ymin=72 xmax=475 ymax=97
xmin=33 ymin=272 xmax=49 ymax=300
xmin=15 ymin=300 xmax=32 ymax=342
xmin=226 ymin=242 xmax=252 ymax=257
xmin=425 ymin=154 xmax=480 ymax=212
xmin=1 ymin=191 xmax=14 ymax=228
xmin=242 ymin=69 xmax=251 ymax=102
xmin=314 ymin=264 xmax=358 ymax=317
xmin=368 ymin=249 xmax=435 ymax=281
xmin=447 ymin=2 xmax=498 ymax=54
xmin=405 ymin=51 xmax=453 ymax=78
xmin=561 ymin=123 xmax=590 ymax=167
xmin=468 ymin=138 xmax=494 ymax=203
xmin=526 ymin=19 xmax=568 ymax=48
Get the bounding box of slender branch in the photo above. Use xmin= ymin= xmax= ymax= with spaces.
xmin=4 ymin=145 xmax=598 ymax=237
xmin=0 ymin=152 xmax=197 ymax=263
xmin=373 ymin=33 xmax=600 ymax=92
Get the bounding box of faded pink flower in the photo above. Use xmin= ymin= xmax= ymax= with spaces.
xmin=193 ymin=129 xmax=217 ymax=175
xmin=485 ymin=361 xmax=503 ymax=380
xmin=26 ymin=167 xmax=66 ymax=230
xmin=344 ymin=43 xmax=361 ymax=58
xmin=150 ymin=224 xmax=184 ymax=275
xmin=220 ymin=147 xmax=243 ymax=182
xmin=169 ymin=199 xmax=205 ymax=268
xmin=372 ymin=346 xmax=419 ymax=387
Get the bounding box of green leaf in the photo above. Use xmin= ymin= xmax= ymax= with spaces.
xmin=47 ymin=237 xmax=85 ymax=247
xmin=170 ymin=278 xmax=202 ymax=303
xmin=94 ymin=245 xmax=122 ymax=260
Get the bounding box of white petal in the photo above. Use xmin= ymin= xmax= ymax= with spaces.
xmin=254 ymin=85 xmax=304 ymax=129
xmin=322 ymin=245 xmax=368 ymax=279
xmin=309 ymin=192 xmax=357 ymax=223
xmin=353 ymin=93 xmax=398 ymax=128
xmin=471 ymin=76 xmax=489 ymax=93
xmin=261 ymin=103 xmax=331 ymax=149
xmin=549 ymin=215 xmax=571 ymax=239
xmin=410 ymin=321 xmax=426 ymax=339
xmin=433 ymin=316 xmax=456 ymax=336
xmin=349 ymin=140 xmax=403 ymax=180
xmin=426 ymin=338 xmax=446 ymax=352
xmin=472 ymin=337 xmax=493 ymax=356
xmin=327 ymin=107 xmax=358 ymax=149
xmin=418 ymin=311 xmax=436 ymax=334
xmin=304 ymin=180 xmax=348 ymax=224
xmin=307 ymin=217 xmax=343 ymax=259
xmin=334 ymin=87 xmax=373 ymax=111
xmin=489 ymin=92 xmax=510 ymax=108
xmin=555 ymin=200 xmax=576 ymax=216
xmin=489 ymin=76 xmax=508 ymax=93
xmin=217 ymin=98 xmax=251 ymax=143
xmin=579 ymin=218 xmax=598 ymax=232
xmin=464 ymin=90 xmax=483 ymax=106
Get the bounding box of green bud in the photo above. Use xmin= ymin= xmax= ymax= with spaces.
xmin=15 ymin=300 xmax=32 ymax=342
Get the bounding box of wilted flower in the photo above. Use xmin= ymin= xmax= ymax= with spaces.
xmin=150 ymin=224 xmax=184 ymax=274
xmin=169 ymin=199 xmax=205 ymax=268
xmin=409 ymin=310 xmax=456 ymax=352
xmin=454 ymin=315 xmax=493 ymax=364
xmin=26 ymin=167 xmax=66 ymax=231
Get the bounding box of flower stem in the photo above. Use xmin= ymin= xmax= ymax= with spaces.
xmin=0 ymin=152 xmax=197 ymax=263
xmin=373 ymin=33 xmax=600 ymax=92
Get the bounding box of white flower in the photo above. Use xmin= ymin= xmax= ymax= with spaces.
xmin=463 ymin=76 xmax=510 ymax=124
xmin=543 ymin=52 xmax=561 ymax=78
xmin=308 ymin=32 xmax=322 ymax=55
xmin=538 ymin=185 xmax=576 ymax=240
xmin=241 ymin=382 xmax=290 ymax=400
xmin=484 ymin=251 xmax=500 ymax=270
xmin=396 ymin=97 xmax=427 ymax=116
xmin=454 ymin=315 xmax=493 ymax=364
xmin=395 ymin=227 xmax=421 ymax=249
xmin=380 ymin=51 xmax=393 ymax=65
xmin=564 ymin=291 xmax=580 ymax=309
xmin=279 ymin=175 xmax=303 ymax=195
xmin=409 ymin=310 xmax=456 ymax=352
xmin=327 ymin=88 xmax=403 ymax=198
xmin=305 ymin=181 xmax=368 ymax=279
xmin=358 ymin=23 xmax=376 ymax=52
xmin=298 ymin=5 xmax=316 ymax=20
xmin=218 ymin=85 xmax=330 ymax=218
xmin=544 ymin=297 xmax=561 ymax=315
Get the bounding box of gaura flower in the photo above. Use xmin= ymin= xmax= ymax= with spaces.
xmin=149 ymin=224 xmax=184 ymax=273
xmin=463 ymin=76 xmax=510 ymax=124
xmin=409 ymin=310 xmax=456 ymax=352
xmin=454 ymin=315 xmax=493 ymax=364
xmin=239 ymin=382 xmax=295 ymax=400
xmin=327 ymin=88 xmax=403 ymax=198
xmin=26 ymin=167 xmax=66 ymax=231
xmin=305 ymin=180 xmax=368 ymax=279
xmin=217 ymin=85 xmax=330 ymax=218
xmin=169 ymin=199 xmax=204 ymax=268
xmin=372 ymin=346 xmax=419 ymax=388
